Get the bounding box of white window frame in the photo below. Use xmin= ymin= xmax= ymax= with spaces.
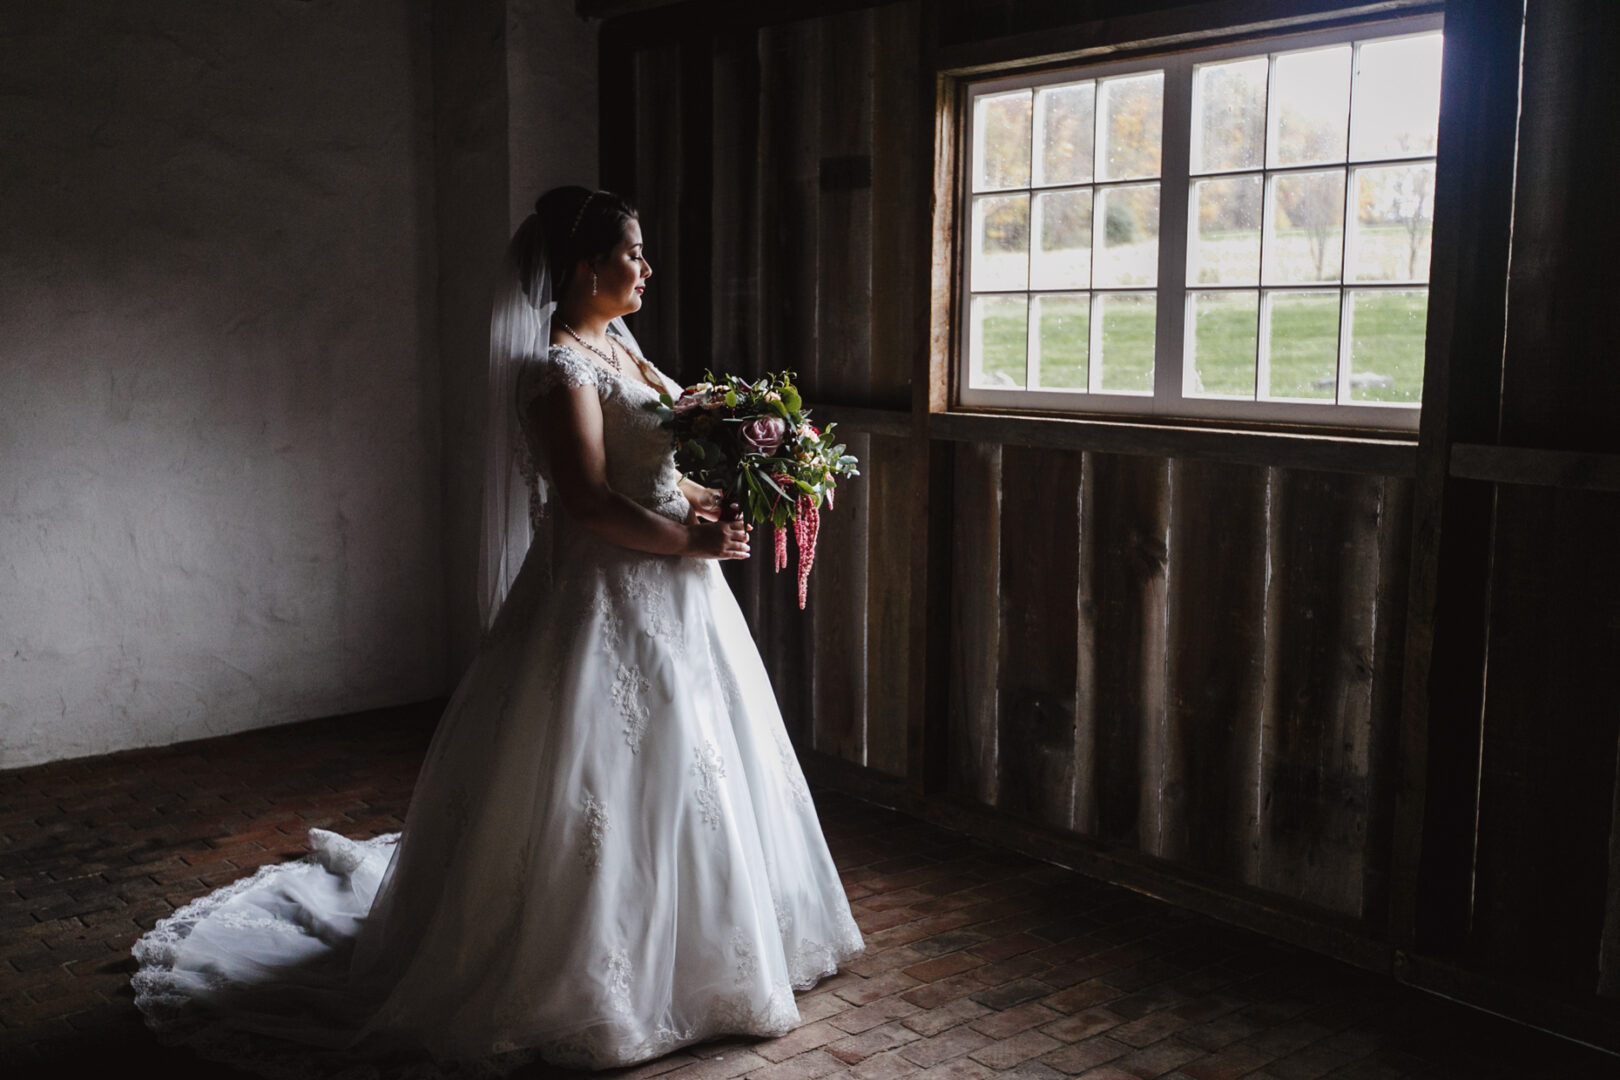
xmin=955 ymin=14 xmax=1443 ymax=432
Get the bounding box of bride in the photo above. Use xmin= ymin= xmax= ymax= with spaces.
xmin=130 ymin=186 xmax=865 ymax=1074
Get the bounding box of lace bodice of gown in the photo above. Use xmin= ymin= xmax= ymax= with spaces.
xmin=517 ymin=340 xmax=689 ymax=525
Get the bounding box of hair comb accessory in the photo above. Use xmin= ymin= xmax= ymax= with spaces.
xmin=569 ymin=191 xmax=599 ymax=238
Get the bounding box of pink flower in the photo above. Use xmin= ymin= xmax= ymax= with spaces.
xmin=740 ymin=416 xmax=787 ymax=453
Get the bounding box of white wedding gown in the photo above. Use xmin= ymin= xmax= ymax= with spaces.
xmin=131 ymin=343 xmax=865 ymax=1075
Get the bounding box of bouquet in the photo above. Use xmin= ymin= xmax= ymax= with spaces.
xmin=653 ymin=371 xmax=859 ymax=608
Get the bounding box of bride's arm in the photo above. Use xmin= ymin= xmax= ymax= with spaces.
xmin=534 ymin=383 xmax=750 ymax=560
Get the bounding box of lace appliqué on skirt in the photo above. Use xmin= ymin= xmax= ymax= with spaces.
xmin=692 ymin=740 xmax=727 ymax=828
xmin=611 ymin=663 xmax=652 ymax=752
xmin=579 ymin=791 xmax=611 ymax=869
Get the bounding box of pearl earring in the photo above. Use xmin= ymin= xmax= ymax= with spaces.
xmin=592 ymin=271 xmax=598 ymax=297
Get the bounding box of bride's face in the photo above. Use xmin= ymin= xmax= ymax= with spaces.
xmin=592 ymin=219 xmax=651 ymax=317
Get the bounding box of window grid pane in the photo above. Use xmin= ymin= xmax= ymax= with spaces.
xmin=959 ymin=19 xmax=1439 ymax=424
xmin=1032 ymin=294 xmax=1091 ymax=390
xmin=1179 ymin=28 xmax=1439 ymax=409
xmin=966 ymin=70 xmax=1166 ymax=397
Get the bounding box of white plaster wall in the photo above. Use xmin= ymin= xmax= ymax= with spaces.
xmin=435 ymin=0 xmax=599 ymax=670
xmin=0 ymin=1 xmax=443 ymax=767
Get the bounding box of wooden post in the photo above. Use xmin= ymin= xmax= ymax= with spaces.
xmin=1389 ymin=0 xmax=1523 ymax=954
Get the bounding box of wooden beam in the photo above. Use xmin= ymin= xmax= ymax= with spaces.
xmin=934 ymin=0 xmax=1441 ymax=76
xmin=1389 ymin=0 xmax=1524 ymax=956
xmin=910 ymin=0 xmax=953 ymax=799
xmin=930 ymin=412 xmax=1416 ymax=476
xmin=1451 ymin=444 xmax=1620 ymax=493
xmin=583 ymin=0 xmax=899 ymax=41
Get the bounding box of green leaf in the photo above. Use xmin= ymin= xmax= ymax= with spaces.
xmin=782 ymin=386 xmax=802 ymax=413
xmin=759 ymin=471 xmax=790 ymax=502
xmin=724 ymin=390 xmax=738 ymax=408
xmin=770 ymin=399 xmax=789 ymax=418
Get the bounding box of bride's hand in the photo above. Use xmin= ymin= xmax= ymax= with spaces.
xmin=688 ymin=519 xmax=751 ymax=560
xmin=680 ymin=479 xmax=725 ymax=523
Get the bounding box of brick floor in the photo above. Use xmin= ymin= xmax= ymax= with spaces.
xmin=2 ymin=705 xmax=1617 ymax=1079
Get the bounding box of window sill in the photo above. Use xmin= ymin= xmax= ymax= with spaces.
xmin=931 ymin=409 xmax=1417 ymax=477
xmin=805 ymin=403 xmax=1418 ymax=476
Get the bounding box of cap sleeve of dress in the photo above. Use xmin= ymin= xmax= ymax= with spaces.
xmin=518 ymin=346 xmax=602 ymax=414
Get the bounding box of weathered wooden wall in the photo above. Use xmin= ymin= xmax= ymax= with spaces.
xmin=947 ymin=452 xmax=1412 ymax=922
xmin=1452 ymin=0 xmax=1620 ymax=1001
xmin=595 ymin=0 xmax=1620 ymax=1049
xmin=606 ymin=0 xmax=1413 ymax=924
xmin=608 ymin=5 xmax=926 ymax=781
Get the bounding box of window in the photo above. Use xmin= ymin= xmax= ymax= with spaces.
xmin=958 ymin=16 xmax=1443 ymax=430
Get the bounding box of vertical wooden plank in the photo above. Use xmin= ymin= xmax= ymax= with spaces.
xmin=920 ymin=2 xmax=952 ymax=803
xmin=864 ymin=433 xmax=911 ymax=777
xmin=709 ymin=29 xmax=766 ymax=635
xmin=862 ymin=2 xmax=924 ymax=781
xmin=1470 ymin=0 xmax=1620 ymax=994
xmin=1392 ymin=0 xmax=1521 ymax=953
xmin=1136 ymin=460 xmax=1174 ymax=857
xmin=708 ymin=29 xmax=762 ymax=379
xmin=806 ymin=9 xmax=875 ymax=765
xmin=995 ymin=446 xmax=1084 ymax=828
xmin=756 ymin=20 xmax=821 ymax=746
xmin=1159 ymin=459 xmax=1269 ymax=877
xmin=1258 ymin=471 xmax=1383 ymax=918
xmin=913 ymin=0 xmax=952 ymax=797
xmin=868 ymin=0 xmax=923 ymax=407
xmin=1082 ymin=453 xmax=1170 ymax=848
xmin=1361 ymin=474 xmax=1414 ymax=930
xmin=1497 ymin=0 xmax=1620 ymax=448
xmin=948 ymin=441 xmax=1000 ymax=806
xmin=810 ymin=429 xmax=870 ymax=764
xmin=1072 ymin=452 xmax=1098 ymax=835
xmin=1469 ymin=487 xmax=1620 ymax=991
xmin=813 ymin=6 xmax=874 ymax=404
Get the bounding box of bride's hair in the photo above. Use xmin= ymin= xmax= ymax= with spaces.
xmin=517 ymin=186 xmax=638 ymax=302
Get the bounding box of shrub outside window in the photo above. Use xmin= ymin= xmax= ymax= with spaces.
xmin=958 ymin=16 xmax=1444 ymax=430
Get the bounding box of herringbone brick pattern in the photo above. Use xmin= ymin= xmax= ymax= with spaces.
xmin=1 ymin=705 xmax=1614 ymax=1079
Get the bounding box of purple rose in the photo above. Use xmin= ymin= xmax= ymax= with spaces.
xmin=740 ymin=416 xmax=787 ymax=454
